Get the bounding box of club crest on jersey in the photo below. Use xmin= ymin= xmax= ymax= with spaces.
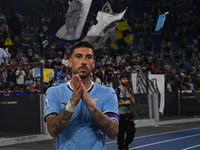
xmin=93 ymin=98 xmax=99 ymax=104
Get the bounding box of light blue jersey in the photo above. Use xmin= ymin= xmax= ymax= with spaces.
xmin=44 ymin=81 xmax=119 ymax=150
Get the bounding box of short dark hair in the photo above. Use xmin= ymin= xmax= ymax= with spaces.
xmin=69 ymin=41 xmax=94 ymax=58
xmin=119 ymin=74 xmax=129 ymax=80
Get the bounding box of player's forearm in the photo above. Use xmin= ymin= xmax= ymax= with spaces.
xmin=46 ymin=108 xmax=73 ymax=138
xmin=5 ymin=58 xmax=9 ymax=66
xmin=131 ymin=97 xmax=135 ymax=104
xmin=85 ymin=99 xmax=119 ymax=139
xmin=118 ymin=101 xmax=127 ymax=106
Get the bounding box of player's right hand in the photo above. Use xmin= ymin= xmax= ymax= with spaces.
xmin=70 ymin=74 xmax=83 ymax=106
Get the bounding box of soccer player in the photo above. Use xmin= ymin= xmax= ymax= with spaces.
xmin=44 ymin=41 xmax=119 ymax=150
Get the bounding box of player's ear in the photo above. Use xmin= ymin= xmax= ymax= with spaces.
xmin=68 ymin=58 xmax=72 ymax=67
xmin=92 ymin=60 xmax=95 ymax=69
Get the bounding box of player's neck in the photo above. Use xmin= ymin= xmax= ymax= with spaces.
xmin=70 ymin=77 xmax=92 ymax=91
xmin=82 ymin=78 xmax=92 ymax=90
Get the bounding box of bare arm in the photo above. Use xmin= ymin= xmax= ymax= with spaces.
xmin=5 ymin=57 xmax=9 ymax=66
xmin=81 ymin=87 xmax=119 ymax=139
xmin=46 ymin=108 xmax=73 ymax=138
xmin=46 ymin=75 xmax=82 ymax=138
xmin=130 ymin=96 xmax=135 ymax=105
xmin=126 ymin=93 xmax=135 ymax=105
xmin=118 ymin=100 xmax=131 ymax=106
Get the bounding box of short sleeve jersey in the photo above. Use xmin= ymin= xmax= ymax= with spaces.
xmin=0 ymin=48 xmax=8 ymax=65
xmin=44 ymin=81 xmax=119 ymax=150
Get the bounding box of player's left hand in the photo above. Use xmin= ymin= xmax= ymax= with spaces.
xmin=81 ymin=84 xmax=92 ymax=105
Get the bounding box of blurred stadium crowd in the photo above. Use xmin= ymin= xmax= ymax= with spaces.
xmin=1 ymin=0 xmax=200 ymax=95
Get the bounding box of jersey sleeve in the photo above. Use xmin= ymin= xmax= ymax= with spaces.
xmin=103 ymin=87 xmax=119 ymax=121
xmin=44 ymin=87 xmax=61 ymax=121
xmin=3 ymin=49 xmax=8 ymax=58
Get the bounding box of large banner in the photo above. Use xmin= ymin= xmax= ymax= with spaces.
xmin=54 ymin=69 xmax=66 ymax=83
xmin=131 ymin=73 xmax=165 ymax=115
xmin=148 ymin=74 xmax=165 ymax=115
xmin=43 ymin=68 xmax=54 ymax=83
xmin=20 ymin=31 xmax=35 ymax=49
xmin=56 ymin=0 xmax=92 ymax=40
xmin=101 ymin=2 xmax=133 ymax=49
xmin=111 ymin=19 xmax=133 ymax=49
xmin=83 ymin=9 xmax=127 ymax=50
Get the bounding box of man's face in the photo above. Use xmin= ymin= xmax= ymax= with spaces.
xmin=69 ymin=47 xmax=95 ymax=79
xmin=56 ymin=57 xmax=61 ymax=62
xmin=120 ymin=77 xmax=128 ymax=87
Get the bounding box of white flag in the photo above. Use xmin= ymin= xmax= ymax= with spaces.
xmin=56 ymin=0 xmax=92 ymax=40
xmin=83 ymin=9 xmax=127 ymax=50
xmin=86 ymin=9 xmax=126 ymax=37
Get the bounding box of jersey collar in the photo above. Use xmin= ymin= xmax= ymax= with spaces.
xmin=67 ymin=80 xmax=94 ymax=92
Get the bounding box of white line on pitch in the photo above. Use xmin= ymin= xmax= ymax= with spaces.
xmin=106 ymin=128 xmax=200 ymax=145
xmin=182 ymin=144 xmax=200 ymax=150
xmin=130 ymin=134 xmax=200 ymax=150
xmin=134 ymin=128 xmax=200 ymax=140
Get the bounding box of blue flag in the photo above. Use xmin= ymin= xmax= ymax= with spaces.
xmin=54 ymin=69 xmax=66 ymax=83
xmin=155 ymin=12 xmax=169 ymax=32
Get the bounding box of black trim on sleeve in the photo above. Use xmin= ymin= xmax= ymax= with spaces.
xmin=44 ymin=112 xmax=58 ymax=122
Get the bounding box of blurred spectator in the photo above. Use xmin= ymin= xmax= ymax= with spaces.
xmin=62 ymin=53 xmax=69 ymax=69
xmin=10 ymin=58 xmax=17 ymax=66
xmin=11 ymin=84 xmax=24 ymax=93
xmin=16 ymin=49 xmax=23 ymax=60
xmin=32 ymin=51 xmax=39 ymax=61
xmin=166 ymin=79 xmax=172 ymax=92
xmin=18 ymin=58 xmax=24 ymax=65
xmin=95 ymin=58 xmax=101 ymax=68
xmin=34 ymin=81 xmax=41 ymax=92
xmin=21 ymin=53 xmax=29 ymax=64
xmin=15 ymin=66 xmax=26 ymax=90
xmin=105 ymin=65 xmax=113 ymax=85
xmin=188 ymin=78 xmax=194 ymax=91
xmin=95 ymin=67 xmax=104 ymax=83
xmin=182 ymin=78 xmax=191 ymax=90
xmin=93 ymin=73 xmax=101 ymax=84
xmin=62 ymin=53 xmax=69 ymax=77
xmin=29 ymin=81 xmax=41 ymax=93
xmin=64 ymin=67 xmax=72 ymax=81
xmin=24 ymin=74 xmax=34 ymax=92
xmin=115 ymin=53 xmax=122 ymax=66
xmin=7 ymin=66 xmax=16 ymax=88
xmin=31 ymin=64 xmax=41 ymax=80
xmin=52 ymin=56 xmax=63 ymax=70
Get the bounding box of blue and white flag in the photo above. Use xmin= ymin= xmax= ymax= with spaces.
xmin=54 ymin=69 xmax=66 ymax=83
xmin=56 ymin=0 xmax=92 ymax=40
xmin=155 ymin=12 xmax=169 ymax=32
xmin=20 ymin=31 xmax=35 ymax=49
xmin=42 ymin=40 xmax=49 ymax=48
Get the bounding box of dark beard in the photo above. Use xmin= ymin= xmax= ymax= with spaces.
xmin=80 ymin=74 xmax=89 ymax=79
xmin=121 ymin=82 xmax=128 ymax=87
xmin=73 ymin=71 xmax=90 ymax=79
